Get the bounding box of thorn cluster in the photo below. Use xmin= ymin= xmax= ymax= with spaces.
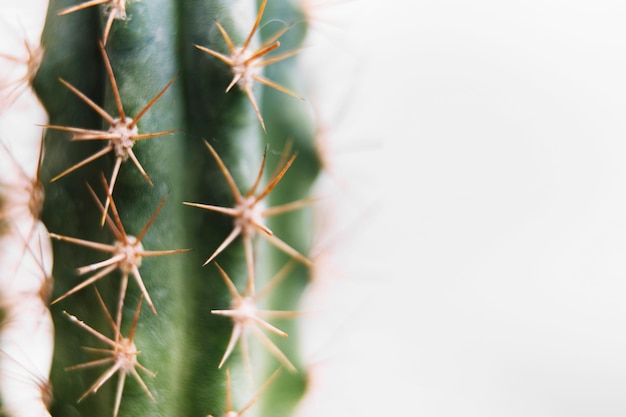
xmin=50 ymin=175 xmax=189 ymax=329
xmin=58 ymin=0 xmax=128 ymax=45
xmin=64 ymin=290 xmax=154 ymax=417
xmin=0 ymin=35 xmax=43 ymax=112
xmin=213 ymin=261 xmax=300 ymax=374
xmin=185 ymin=140 xmax=313 ymax=294
xmin=44 ymin=41 xmax=177 ymax=225
xmin=194 ymin=0 xmax=302 ymax=131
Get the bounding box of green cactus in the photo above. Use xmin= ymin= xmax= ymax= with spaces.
xmin=0 ymin=0 xmax=324 ymax=416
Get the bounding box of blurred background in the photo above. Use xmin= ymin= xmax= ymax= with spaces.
xmin=298 ymin=1 xmax=626 ymax=416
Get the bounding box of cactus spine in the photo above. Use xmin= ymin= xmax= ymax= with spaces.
xmin=1 ymin=0 xmax=323 ymax=416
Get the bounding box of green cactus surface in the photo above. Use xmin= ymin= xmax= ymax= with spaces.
xmin=1 ymin=0 xmax=325 ymax=416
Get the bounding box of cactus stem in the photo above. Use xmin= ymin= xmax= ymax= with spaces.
xmin=193 ymin=0 xmax=301 ymax=131
xmin=211 ymin=263 xmax=298 ymax=374
xmin=63 ymin=290 xmax=154 ymax=417
xmin=57 ymin=0 xmax=127 ymax=45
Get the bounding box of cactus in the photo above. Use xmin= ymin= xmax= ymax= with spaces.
xmin=0 ymin=0 xmax=324 ymax=416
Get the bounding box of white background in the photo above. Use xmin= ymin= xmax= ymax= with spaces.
xmin=299 ymin=1 xmax=626 ymax=416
